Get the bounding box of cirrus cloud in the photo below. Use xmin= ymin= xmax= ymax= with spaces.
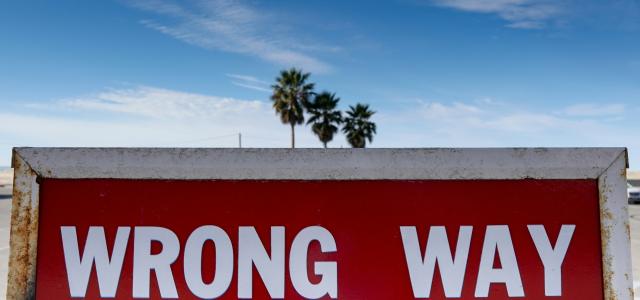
xmin=429 ymin=0 xmax=564 ymax=29
xmin=129 ymin=0 xmax=335 ymax=73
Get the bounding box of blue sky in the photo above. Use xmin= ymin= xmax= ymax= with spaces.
xmin=1 ymin=0 xmax=639 ymax=167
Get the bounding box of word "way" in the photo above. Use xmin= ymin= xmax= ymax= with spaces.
xmin=401 ymin=225 xmax=575 ymax=298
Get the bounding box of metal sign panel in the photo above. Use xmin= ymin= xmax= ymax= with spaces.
xmin=6 ymin=148 xmax=634 ymax=299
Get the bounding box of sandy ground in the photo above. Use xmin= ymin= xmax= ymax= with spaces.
xmin=0 ymin=176 xmax=638 ymax=298
xmin=0 ymin=170 xmax=11 ymax=188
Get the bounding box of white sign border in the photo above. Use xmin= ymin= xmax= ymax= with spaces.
xmin=6 ymin=147 xmax=634 ymax=300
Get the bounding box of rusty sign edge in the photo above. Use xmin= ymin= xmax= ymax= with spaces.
xmin=598 ymin=150 xmax=634 ymax=300
xmin=7 ymin=150 xmax=39 ymax=300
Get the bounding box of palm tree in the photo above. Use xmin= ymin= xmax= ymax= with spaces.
xmin=307 ymin=92 xmax=343 ymax=148
xmin=271 ymin=68 xmax=315 ymax=148
xmin=342 ymin=103 xmax=376 ymax=148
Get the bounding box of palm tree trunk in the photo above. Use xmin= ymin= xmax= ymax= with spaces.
xmin=290 ymin=123 xmax=295 ymax=148
xmin=323 ymin=142 xmax=327 ymax=149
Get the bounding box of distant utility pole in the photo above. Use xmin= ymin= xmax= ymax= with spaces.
xmin=238 ymin=133 xmax=242 ymax=148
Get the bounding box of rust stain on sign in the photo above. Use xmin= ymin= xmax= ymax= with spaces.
xmin=599 ymin=180 xmax=618 ymax=300
xmin=7 ymin=152 xmax=39 ymax=300
xmin=598 ymin=150 xmax=634 ymax=300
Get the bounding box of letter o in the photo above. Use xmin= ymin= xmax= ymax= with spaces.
xmin=184 ymin=226 xmax=234 ymax=299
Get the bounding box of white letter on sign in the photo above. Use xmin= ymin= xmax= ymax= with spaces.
xmin=528 ymin=224 xmax=575 ymax=296
xmin=133 ymin=227 xmax=180 ymax=298
xmin=184 ymin=225 xmax=234 ymax=299
xmin=238 ymin=226 xmax=285 ymax=299
xmin=61 ymin=226 xmax=130 ymax=297
xmin=475 ymin=225 xmax=524 ymax=297
xmin=400 ymin=226 xmax=472 ymax=298
xmin=290 ymin=226 xmax=338 ymax=299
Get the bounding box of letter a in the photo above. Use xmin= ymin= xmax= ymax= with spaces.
xmin=475 ymin=225 xmax=524 ymax=297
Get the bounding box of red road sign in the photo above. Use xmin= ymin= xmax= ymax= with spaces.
xmin=36 ymin=179 xmax=604 ymax=299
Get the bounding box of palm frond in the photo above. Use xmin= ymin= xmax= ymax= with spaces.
xmin=342 ymin=102 xmax=377 ymax=148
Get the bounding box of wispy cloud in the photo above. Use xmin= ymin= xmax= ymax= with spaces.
xmin=2 ymin=85 xmax=328 ymax=150
xmin=226 ymin=74 xmax=271 ymax=93
xmin=559 ymin=103 xmax=626 ymax=117
xmin=418 ymin=100 xmax=564 ymax=133
xmin=430 ymin=0 xmax=564 ymax=29
xmin=129 ymin=0 xmax=334 ymax=73
xmin=371 ymin=99 xmax=634 ymax=153
xmin=60 ymin=85 xmax=264 ymax=119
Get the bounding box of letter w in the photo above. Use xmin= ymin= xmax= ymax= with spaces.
xmin=61 ymin=226 xmax=130 ymax=297
xmin=400 ymin=226 xmax=472 ymax=298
